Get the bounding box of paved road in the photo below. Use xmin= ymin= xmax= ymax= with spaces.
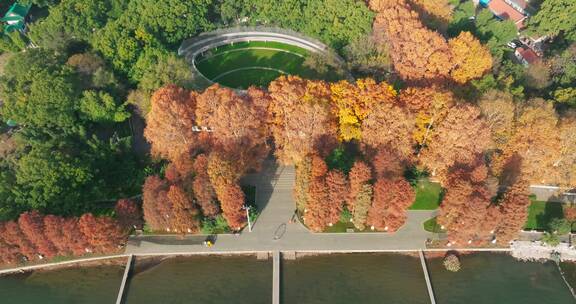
xmin=126 ymin=160 xmax=437 ymax=254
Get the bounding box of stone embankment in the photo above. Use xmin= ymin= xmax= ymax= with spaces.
xmin=511 ymin=240 xmax=576 ymax=261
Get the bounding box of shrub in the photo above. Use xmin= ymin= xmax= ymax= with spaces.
xmin=201 ymin=215 xmax=230 ymax=234
xmin=443 ymin=253 xmax=461 ymax=272
xmin=542 ymin=232 xmax=560 ymax=246
xmin=340 ymin=207 xmax=352 ymax=223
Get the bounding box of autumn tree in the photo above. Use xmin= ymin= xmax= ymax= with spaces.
xmin=42 ymin=215 xmax=91 ymax=257
xmin=349 ymin=161 xmax=373 ymax=230
xmin=493 ymin=178 xmax=531 ymax=244
xmin=206 ymin=152 xmax=248 ymax=230
xmin=325 ymin=170 xmax=348 ymax=225
xmin=372 ymin=148 xmax=405 ymax=179
xmin=217 ymin=184 xmax=247 ymax=230
xmin=0 ymin=225 xmax=22 ymax=264
xmin=1 ymin=221 xmax=38 ymax=261
xmin=192 ymin=154 xmax=219 ymax=217
xmin=115 ymin=199 xmax=143 ymax=230
xmin=142 ymin=175 xmax=171 ymax=232
xmin=78 ymin=213 xmax=125 ymax=253
xmin=494 ymin=99 xmax=561 ymax=185
xmin=43 ymin=215 xmax=71 ymax=256
xmin=372 ymin=1 xmax=452 ymax=82
xmin=268 ymin=76 xmax=337 ymax=164
xmin=294 ymin=157 xmax=312 ymax=213
xmin=408 ymin=0 xmax=453 ymax=27
xmin=478 ymin=90 xmax=516 ymax=149
xmin=448 ymin=31 xmax=493 ymax=84
xmin=196 ymin=85 xmax=269 ymax=171
xmin=400 ymin=86 xmax=455 ymax=146
xmin=166 ymin=185 xmax=201 ymax=234
xmin=361 ymin=98 xmax=414 ymax=158
xmin=329 ymin=78 xmax=397 ymax=141
xmin=144 ymin=84 xmax=198 ymax=162
xmin=553 ymin=115 xmax=576 ymax=187
xmin=0 ymin=222 xmax=26 ymax=264
xmin=18 ymin=211 xmax=57 ymax=259
xmin=304 ymin=155 xmax=330 ymax=232
xmin=367 ymin=178 xmax=415 ymax=231
xmin=437 ymin=161 xmax=494 ymax=245
xmin=61 ymin=218 xmax=91 ymax=256
xmin=419 ymin=104 xmax=492 ymax=182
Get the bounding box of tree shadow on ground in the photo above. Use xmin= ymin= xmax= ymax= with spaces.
xmin=536 ymin=202 xmax=564 ymax=230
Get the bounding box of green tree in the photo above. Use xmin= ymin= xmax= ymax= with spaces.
xmin=554 ymin=87 xmax=576 ymax=106
xmin=219 ymin=0 xmax=374 ymax=51
xmin=93 ymin=0 xmax=213 ymax=77
xmin=28 ymin=0 xmax=121 ymax=50
xmin=0 ymin=50 xmax=81 ymax=135
xmin=474 ymin=9 xmax=517 ymax=58
xmin=13 ymin=144 xmax=93 ymax=213
xmin=134 ymin=47 xmax=193 ymax=92
xmin=79 ymin=90 xmax=130 ymax=123
xmin=527 ymin=0 xmax=576 ymax=42
xmin=549 ymin=218 xmax=571 ymax=235
xmin=447 ymin=0 xmax=476 ymax=37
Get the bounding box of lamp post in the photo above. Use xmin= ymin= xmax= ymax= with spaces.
xmin=243 ymin=205 xmax=252 ymax=232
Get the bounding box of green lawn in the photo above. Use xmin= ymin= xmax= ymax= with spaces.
xmin=324 ymin=220 xmax=356 ymax=233
xmin=409 ymin=179 xmax=443 ymax=210
xmin=194 ymin=41 xmax=342 ymax=89
xmin=423 ymin=217 xmax=445 ymax=233
xmin=212 ymin=68 xmax=284 ymax=89
xmin=201 ymin=41 xmax=310 ymax=57
xmin=524 ymin=200 xmax=564 ymax=230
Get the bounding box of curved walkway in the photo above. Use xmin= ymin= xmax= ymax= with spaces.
xmin=178 ymin=26 xmax=352 ymax=90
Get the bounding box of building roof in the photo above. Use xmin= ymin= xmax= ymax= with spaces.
xmin=516 ymin=46 xmax=539 ymax=64
xmin=1 ymin=3 xmax=30 ymax=33
xmin=509 ymin=0 xmax=530 ymax=10
xmin=488 ymin=0 xmax=527 ymax=29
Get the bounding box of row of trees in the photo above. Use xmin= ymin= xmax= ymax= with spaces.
xmin=142 ymin=85 xmax=271 ymax=231
xmin=0 ymin=199 xmax=140 ymax=266
xmin=146 ymin=74 xmax=576 ymax=239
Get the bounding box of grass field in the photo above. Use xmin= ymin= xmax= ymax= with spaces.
xmin=194 ymin=41 xmax=341 ymax=89
xmin=409 ymin=179 xmax=443 ymax=210
xmin=524 ymin=200 xmax=564 ymax=230
xmin=423 ymin=217 xmax=445 ymax=233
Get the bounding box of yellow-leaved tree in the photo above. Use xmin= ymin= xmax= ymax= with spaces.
xmin=330 ymin=78 xmax=396 ymax=141
xmin=448 ymin=31 xmax=493 ymax=84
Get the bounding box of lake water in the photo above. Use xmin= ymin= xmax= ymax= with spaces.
xmin=124 ymin=255 xmax=272 ymax=304
xmin=0 ymin=253 xmax=574 ymax=304
xmin=282 ymin=253 xmax=429 ymax=304
xmin=0 ymin=263 xmax=124 ymax=304
xmin=427 ymin=252 xmax=575 ymax=304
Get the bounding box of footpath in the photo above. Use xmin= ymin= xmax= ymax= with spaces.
xmin=126 ymin=162 xmax=438 ymax=255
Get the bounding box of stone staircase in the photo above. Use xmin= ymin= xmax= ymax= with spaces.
xmin=272 ymin=166 xmax=295 ymax=190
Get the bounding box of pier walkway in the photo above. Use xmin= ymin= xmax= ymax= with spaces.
xmin=419 ymin=251 xmax=437 ymax=304
xmin=116 ymin=254 xmax=133 ymax=304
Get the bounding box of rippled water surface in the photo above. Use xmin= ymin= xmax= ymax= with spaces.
xmin=427 ymin=252 xmax=575 ymax=304
xmin=0 ymin=264 xmax=124 ymax=304
xmin=281 ymin=253 xmax=430 ymax=304
xmin=124 ymin=255 xmax=272 ymax=304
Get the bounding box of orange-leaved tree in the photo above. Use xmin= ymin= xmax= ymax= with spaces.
xmin=144 ymin=84 xmax=199 ymax=162
xmin=268 ymin=76 xmax=337 ymax=165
